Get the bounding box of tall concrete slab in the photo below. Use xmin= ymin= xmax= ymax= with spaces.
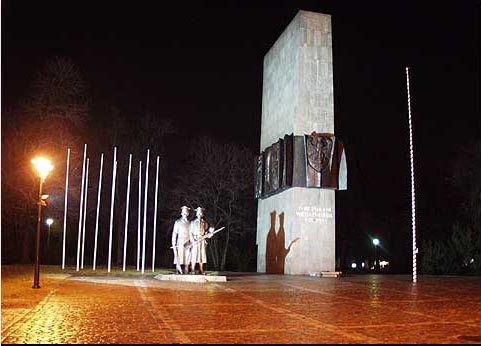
xmin=257 ymin=10 xmax=335 ymax=275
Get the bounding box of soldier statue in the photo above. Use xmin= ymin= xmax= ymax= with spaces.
xmin=189 ymin=207 xmax=214 ymax=275
xmin=171 ymin=206 xmax=192 ymax=274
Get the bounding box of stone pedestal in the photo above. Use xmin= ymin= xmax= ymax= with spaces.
xmin=257 ymin=11 xmax=336 ymax=275
xmin=154 ymin=274 xmax=227 ymax=283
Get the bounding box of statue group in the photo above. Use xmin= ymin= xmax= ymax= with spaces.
xmin=171 ymin=206 xmax=214 ymax=275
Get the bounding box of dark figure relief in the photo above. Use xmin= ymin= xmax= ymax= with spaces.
xmin=275 ymin=212 xmax=299 ymax=274
xmin=265 ymin=211 xmax=300 ymax=274
xmin=265 ymin=211 xmax=278 ymax=273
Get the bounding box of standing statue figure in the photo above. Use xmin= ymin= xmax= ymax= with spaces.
xmin=189 ymin=207 xmax=214 ymax=275
xmin=172 ymin=206 xmax=192 ymax=274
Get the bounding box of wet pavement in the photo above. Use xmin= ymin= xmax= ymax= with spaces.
xmin=2 ymin=265 xmax=480 ymax=344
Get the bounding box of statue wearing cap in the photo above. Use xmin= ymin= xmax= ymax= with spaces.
xmin=171 ymin=206 xmax=192 ymax=274
xmin=189 ymin=207 xmax=213 ymax=274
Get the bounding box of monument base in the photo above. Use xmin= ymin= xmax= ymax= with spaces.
xmin=154 ymin=274 xmax=227 ymax=283
xmin=309 ymin=271 xmax=342 ymax=278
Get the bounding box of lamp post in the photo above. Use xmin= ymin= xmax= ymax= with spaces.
xmin=31 ymin=157 xmax=53 ymax=289
xmin=372 ymin=238 xmax=380 ymax=272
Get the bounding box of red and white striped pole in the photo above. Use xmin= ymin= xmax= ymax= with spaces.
xmin=406 ymin=66 xmax=418 ymax=283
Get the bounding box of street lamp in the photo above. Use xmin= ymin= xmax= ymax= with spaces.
xmin=46 ymin=218 xmax=54 ymax=250
xmin=372 ymin=238 xmax=380 ymax=271
xmin=31 ymin=157 xmax=53 ymax=289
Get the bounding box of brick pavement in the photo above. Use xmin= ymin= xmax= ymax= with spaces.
xmin=2 ymin=265 xmax=480 ymax=344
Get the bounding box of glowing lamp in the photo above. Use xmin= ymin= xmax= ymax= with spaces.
xmin=31 ymin=157 xmax=53 ymax=182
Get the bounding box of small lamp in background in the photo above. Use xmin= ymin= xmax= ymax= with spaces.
xmin=372 ymin=238 xmax=380 ymax=272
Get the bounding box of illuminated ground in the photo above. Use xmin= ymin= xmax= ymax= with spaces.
xmin=2 ymin=265 xmax=480 ymax=344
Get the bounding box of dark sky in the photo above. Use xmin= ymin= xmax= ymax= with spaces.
xmin=3 ymin=0 xmax=480 ymax=264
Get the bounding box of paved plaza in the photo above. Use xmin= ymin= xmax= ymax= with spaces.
xmin=1 ymin=265 xmax=480 ymax=344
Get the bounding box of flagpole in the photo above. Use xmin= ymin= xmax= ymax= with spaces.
xmin=406 ymin=66 xmax=418 ymax=284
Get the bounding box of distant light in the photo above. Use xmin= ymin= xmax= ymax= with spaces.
xmin=351 ymin=263 xmax=357 ymax=269
xmin=380 ymin=260 xmax=389 ymax=268
xmin=361 ymin=262 xmax=365 ymax=268
xmin=46 ymin=218 xmax=54 ymax=226
xmin=470 ymin=258 xmax=475 ymax=264
xmin=373 ymin=238 xmax=380 ymax=246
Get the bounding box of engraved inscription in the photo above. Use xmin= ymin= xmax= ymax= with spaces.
xmin=295 ymin=206 xmax=333 ymax=224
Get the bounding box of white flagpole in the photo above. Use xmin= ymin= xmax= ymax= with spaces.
xmin=62 ymin=148 xmax=70 ymax=269
xmin=137 ymin=161 xmax=142 ymax=271
xmin=93 ymin=153 xmax=104 ymax=270
xmin=152 ymin=156 xmax=160 ymax=272
xmin=107 ymin=147 xmax=117 ymax=272
xmin=76 ymin=144 xmax=87 ymax=271
xmin=81 ymin=158 xmax=89 ymax=269
xmin=406 ymin=66 xmax=418 ymax=284
xmin=122 ymin=154 xmax=132 ymax=272
xmin=142 ymin=149 xmax=150 ymax=274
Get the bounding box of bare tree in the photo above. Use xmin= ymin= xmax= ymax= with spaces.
xmin=1 ymin=57 xmax=89 ymax=263
xmin=22 ymin=57 xmax=90 ymax=129
xmin=455 ymin=141 xmax=481 ymax=228
xmin=97 ymin=108 xmax=178 ymax=266
xmin=170 ymin=136 xmax=256 ymax=271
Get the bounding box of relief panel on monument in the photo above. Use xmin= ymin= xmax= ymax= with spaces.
xmin=263 ymin=140 xmax=283 ymax=197
xmin=304 ymin=133 xmax=334 ymax=188
xmin=281 ymin=133 xmax=294 ymax=189
xmin=255 ymin=133 xmax=347 ymax=199
xmin=332 ymin=139 xmax=347 ymax=190
xmin=254 ymin=154 xmax=264 ymax=199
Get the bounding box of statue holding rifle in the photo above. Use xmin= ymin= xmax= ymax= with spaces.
xmin=171 ymin=206 xmax=192 ymax=274
xmin=189 ymin=207 xmax=214 ymax=275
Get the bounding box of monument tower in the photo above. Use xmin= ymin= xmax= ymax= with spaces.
xmin=255 ymin=10 xmax=347 ymax=275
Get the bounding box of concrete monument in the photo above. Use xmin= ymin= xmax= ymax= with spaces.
xmin=256 ymin=10 xmax=346 ymax=275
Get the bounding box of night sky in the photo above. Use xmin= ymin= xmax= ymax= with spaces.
xmin=3 ymin=1 xmax=480 ymax=269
